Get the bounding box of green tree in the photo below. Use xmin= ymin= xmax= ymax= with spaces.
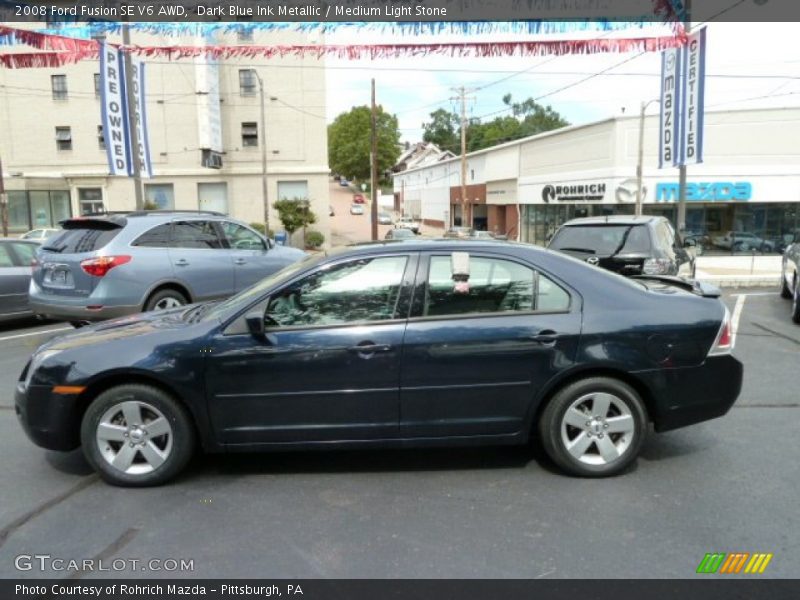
xmin=328 ymin=106 xmax=401 ymax=183
xmin=422 ymin=108 xmax=460 ymax=151
xmin=273 ymin=198 xmax=317 ymax=237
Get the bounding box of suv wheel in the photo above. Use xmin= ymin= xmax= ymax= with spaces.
xmin=80 ymin=384 xmax=195 ymax=486
xmin=792 ymin=277 xmax=800 ymax=324
xmin=145 ymin=288 xmax=188 ymax=312
xmin=781 ymin=271 xmax=793 ymax=299
xmin=538 ymin=377 xmax=647 ymax=477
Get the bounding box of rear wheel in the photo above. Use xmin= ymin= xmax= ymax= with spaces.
xmin=80 ymin=384 xmax=195 ymax=486
xmin=792 ymin=277 xmax=800 ymax=324
xmin=781 ymin=271 xmax=793 ymax=299
xmin=538 ymin=377 xmax=647 ymax=477
xmin=144 ymin=288 xmax=188 ymax=312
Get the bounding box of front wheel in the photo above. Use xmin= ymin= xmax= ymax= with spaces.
xmin=792 ymin=278 xmax=800 ymax=324
xmin=781 ymin=271 xmax=793 ymax=299
xmin=80 ymin=384 xmax=195 ymax=486
xmin=538 ymin=377 xmax=647 ymax=477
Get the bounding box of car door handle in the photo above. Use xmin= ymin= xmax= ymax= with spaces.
xmin=175 ymin=259 xmax=189 ymax=267
xmin=347 ymin=343 xmax=392 ymax=355
xmin=234 ymin=258 xmax=247 ymax=265
xmin=530 ymin=330 xmax=559 ymax=346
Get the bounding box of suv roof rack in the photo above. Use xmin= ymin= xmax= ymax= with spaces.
xmin=77 ymin=210 xmax=226 ymax=218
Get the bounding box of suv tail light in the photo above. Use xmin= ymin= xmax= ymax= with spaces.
xmin=80 ymin=255 xmax=131 ymax=277
xmin=643 ymin=258 xmax=672 ymax=275
xmin=709 ymin=306 xmax=734 ymax=356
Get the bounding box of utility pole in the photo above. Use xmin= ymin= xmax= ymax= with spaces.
xmin=370 ymin=78 xmax=378 ymax=241
xmin=452 ymin=86 xmax=475 ymax=228
xmin=636 ymin=99 xmax=659 ymax=216
xmin=676 ymin=0 xmax=692 ymax=232
xmin=0 ymin=157 xmax=7 ymax=237
xmin=256 ymin=72 xmax=270 ymax=237
xmin=121 ymin=21 xmax=144 ymax=211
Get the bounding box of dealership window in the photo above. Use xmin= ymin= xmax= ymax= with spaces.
xmin=78 ymin=188 xmax=104 ymax=215
xmin=97 ymin=125 xmax=106 ymax=150
xmin=266 ymin=256 xmax=409 ymax=327
xmin=277 ymin=180 xmax=309 ymax=200
xmin=93 ymin=73 xmax=100 ymax=98
xmin=5 ymin=190 xmax=71 ymax=232
xmin=241 ymin=122 xmax=258 ymax=147
xmin=55 ymin=126 xmax=72 ymax=151
xmin=51 ymin=74 xmax=67 ymax=100
xmin=239 ymin=69 xmax=257 ymax=96
xmin=144 ymin=184 xmax=175 ymax=210
xmin=425 ymin=255 xmax=569 ymax=316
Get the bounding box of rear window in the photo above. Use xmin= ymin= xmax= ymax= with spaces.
xmin=549 ymin=224 xmax=651 ymax=255
xmin=43 ymin=222 xmax=123 ymax=254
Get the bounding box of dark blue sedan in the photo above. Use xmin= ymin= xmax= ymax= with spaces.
xmin=15 ymin=240 xmax=742 ymax=486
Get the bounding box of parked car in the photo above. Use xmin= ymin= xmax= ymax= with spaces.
xmin=443 ymin=226 xmax=472 ymax=239
xmin=350 ymin=204 xmax=365 ymax=216
xmin=16 ymin=240 xmax=742 ymax=486
xmin=0 ymin=238 xmax=39 ymax=322
xmin=712 ymin=231 xmax=775 ymax=253
xmin=548 ymin=215 xmax=695 ymax=278
xmin=378 ymin=212 xmax=393 ymax=225
xmin=780 ymin=231 xmax=800 ymax=323
xmin=396 ymin=215 xmax=421 ymax=234
xmin=28 ymin=211 xmax=306 ymax=325
xmin=339 ymin=178 xmax=350 ymax=187
xmin=21 ymin=228 xmax=61 ymax=243
xmin=384 ymin=228 xmax=416 ymax=240
xmin=352 ymin=194 xmax=366 ymax=204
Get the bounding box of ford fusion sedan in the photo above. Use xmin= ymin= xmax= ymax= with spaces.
xmin=16 ymin=241 xmax=742 ymax=486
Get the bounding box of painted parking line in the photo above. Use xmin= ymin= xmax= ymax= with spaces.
xmin=731 ymin=294 xmax=746 ymax=349
xmin=0 ymin=327 xmax=72 ymax=343
xmin=731 ymin=291 xmax=776 ymax=297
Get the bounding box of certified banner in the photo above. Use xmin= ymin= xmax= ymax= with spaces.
xmin=100 ymin=43 xmax=153 ymax=178
xmin=680 ymin=27 xmax=707 ymax=166
xmin=658 ymin=46 xmax=681 ymax=168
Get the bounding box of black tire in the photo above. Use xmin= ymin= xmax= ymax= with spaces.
xmin=70 ymin=321 xmax=90 ymax=328
xmin=780 ymin=271 xmax=793 ymax=299
xmin=80 ymin=384 xmax=195 ymax=487
xmin=792 ymin=278 xmax=800 ymax=325
xmin=538 ymin=377 xmax=647 ymax=477
xmin=144 ymin=288 xmax=188 ymax=312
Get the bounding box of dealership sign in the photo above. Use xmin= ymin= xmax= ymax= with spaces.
xmin=655 ymin=181 xmax=752 ymax=202
xmin=658 ymin=47 xmax=681 ymax=168
xmin=541 ymin=182 xmax=607 ymax=203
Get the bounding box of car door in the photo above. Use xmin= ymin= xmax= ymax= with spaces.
xmin=399 ymin=251 xmax=581 ymax=439
xmin=219 ymin=220 xmax=277 ymax=292
xmin=168 ymin=219 xmax=234 ymax=301
xmin=0 ymin=241 xmax=33 ymax=317
xmin=205 ymin=252 xmax=417 ymax=445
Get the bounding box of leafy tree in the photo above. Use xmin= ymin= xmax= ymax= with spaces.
xmin=273 ymin=198 xmax=317 ymax=236
xmin=422 ymin=108 xmax=460 ymax=151
xmin=328 ymin=106 xmax=401 ymax=183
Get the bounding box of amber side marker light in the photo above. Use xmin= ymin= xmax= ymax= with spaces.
xmin=52 ymin=386 xmax=86 ymax=395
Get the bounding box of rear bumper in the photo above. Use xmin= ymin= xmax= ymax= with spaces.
xmin=636 ymin=354 xmax=744 ymax=432
xmin=28 ymin=296 xmax=139 ymax=322
xmin=15 ymin=382 xmax=82 ymax=451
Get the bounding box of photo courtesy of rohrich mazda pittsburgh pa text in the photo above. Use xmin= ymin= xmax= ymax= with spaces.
xmin=0 ymin=0 xmax=798 ymax=599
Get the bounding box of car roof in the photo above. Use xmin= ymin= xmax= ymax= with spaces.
xmin=559 ymin=215 xmax=663 ymax=227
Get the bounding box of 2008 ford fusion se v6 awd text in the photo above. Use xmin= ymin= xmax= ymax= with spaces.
xmin=15 ymin=240 xmax=742 ymax=486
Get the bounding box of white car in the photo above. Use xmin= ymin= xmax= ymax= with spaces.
xmin=396 ymin=216 xmax=420 ymax=234
xmin=350 ymin=204 xmax=365 ymax=215
xmin=712 ymin=231 xmax=774 ymax=252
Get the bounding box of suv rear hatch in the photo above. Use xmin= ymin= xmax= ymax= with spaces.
xmin=33 ymin=218 xmax=126 ymax=297
xmin=548 ymin=223 xmax=652 ymax=276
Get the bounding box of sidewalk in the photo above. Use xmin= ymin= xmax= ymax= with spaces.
xmin=694 ymin=254 xmax=782 ymax=288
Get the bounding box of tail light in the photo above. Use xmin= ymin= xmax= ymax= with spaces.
xmin=709 ymin=306 xmax=733 ymax=356
xmin=80 ymin=255 xmax=131 ymax=277
xmin=643 ymin=258 xmax=673 ymax=275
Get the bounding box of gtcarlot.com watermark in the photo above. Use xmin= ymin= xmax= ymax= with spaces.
xmin=15 ymin=553 xmax=194 ymax=573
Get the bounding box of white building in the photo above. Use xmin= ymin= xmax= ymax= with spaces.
xmin=0 ymin=26 xmax=330 ymax=244
xmin=393 ymin=107 xmax=800 ymax=247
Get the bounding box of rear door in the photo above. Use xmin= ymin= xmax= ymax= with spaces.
xmin=0 ymin=242 xmax=33 ymax=316
xmin=33 ymin=218 xmax=124 ymax=299
xmin=168 ymin=219 xmax=234 ymax=301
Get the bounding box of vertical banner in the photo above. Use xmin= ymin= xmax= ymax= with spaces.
xmin=100 ymin=42 xmax=130 ymax=176
xmin=680 ymin=27 xmax=707 ymax=166
xmin=658 ymin=46 xmax=681 ymax=168
xmin=100 ymin=43 xmax=153 ymax=178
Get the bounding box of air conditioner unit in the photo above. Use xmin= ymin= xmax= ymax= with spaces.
xmin=201 ymin=149 xmax=223 ymax=169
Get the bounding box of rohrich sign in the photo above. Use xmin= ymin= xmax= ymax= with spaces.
xmin=541 ymin=182 xmax=607 ymax=203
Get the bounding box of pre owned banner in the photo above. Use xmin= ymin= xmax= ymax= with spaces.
xmin=100 ymin=42 xmax=153 ymax=178
xmin=680 ymin=27 xmax=706 ymax=165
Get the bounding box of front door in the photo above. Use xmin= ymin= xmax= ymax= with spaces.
xmin=219 ymin=220 xmax=277 ymax=292
xmin=400 ymin=252 xmax=581 ymax=438
xmin=205 ymin=253 xmax=416 ymax=445
xmin=0 ymin=242 xmax=32 ymax=316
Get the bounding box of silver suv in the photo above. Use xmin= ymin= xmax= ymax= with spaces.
xmin=29 ymin=211 xmax=306 ymax=324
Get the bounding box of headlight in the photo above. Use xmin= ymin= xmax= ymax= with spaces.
xmin=24 ymin=349 xmax=61 ymax=389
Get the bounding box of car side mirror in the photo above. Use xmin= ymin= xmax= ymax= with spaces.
xmin=245 ymin=312 xmax=266 ymax=339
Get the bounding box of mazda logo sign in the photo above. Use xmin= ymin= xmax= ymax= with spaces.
xmin=586 ymin=257 xmax=600 ymax=266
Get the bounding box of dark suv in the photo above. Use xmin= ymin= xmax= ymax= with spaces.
xmin=548 ymin=215 xmax=695 ymax=278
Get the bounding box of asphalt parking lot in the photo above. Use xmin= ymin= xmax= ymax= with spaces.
xmin=0 ymin=288 xmax=797 ymax=579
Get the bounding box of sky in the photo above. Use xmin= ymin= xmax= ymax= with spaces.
xmin=323 ymin=22 xmax=800 ymax=143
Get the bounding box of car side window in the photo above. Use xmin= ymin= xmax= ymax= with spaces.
xmin=171 ymin=221 xmax=223 ymax=249
xmin=265 ymin=256 xmax=409 ymax=328
xmin=132 ymin=223 xmax=173 ymax=248
xmin=10 ymin=242 xmax=36 ymax=265
xmin=221 ymin=222 xmax=266 ymax=250
xmin=0 ymin=244 xmax=13 ymax=268
xmin=424 ymin=255 xmax=569 ymax=317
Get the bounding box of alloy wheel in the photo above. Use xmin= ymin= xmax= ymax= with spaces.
xmin=154 ymin=297 xmax=184 ymax=310
xmin=96 ymin=399 xmax=173 ymax=475
xmin=560 ymin=392 xmax=635 ymax=466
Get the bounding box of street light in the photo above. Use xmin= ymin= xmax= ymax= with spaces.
xmin=636 ymin=98 xmax=660 ymax=216
xmin=254 ymin=71 xmax=269 ymax=237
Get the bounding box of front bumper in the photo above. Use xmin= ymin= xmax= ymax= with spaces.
xmin=15 ymin=382 xmax=82 ymax=451
xmin=636 ymin=354 xmax=744 ymax=432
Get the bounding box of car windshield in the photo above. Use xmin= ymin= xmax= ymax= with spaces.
xmin=201 ymin=253 xmax=321 ymax=322
xmin=549 ymin=224 xmax=651 ymax=255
